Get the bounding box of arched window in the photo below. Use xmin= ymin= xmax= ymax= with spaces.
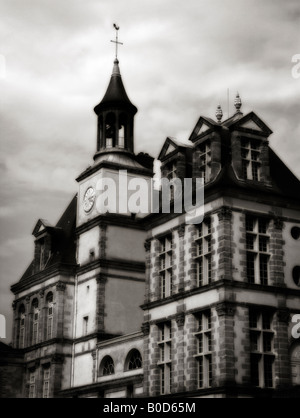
xmin=105 ymin=113 xmax=116 ymax=148
xmin=118 ymin=113 xmax=127 ymax=149
xmin=31 ymin=299 xmax=39 ymax=345
xmin=46 ymin=292 xmax=53 ymax=339
xmin=125 ymin=349 xmax=142 ymax=371
xmin=291 ymin=344 xmax=300 ymax=385
xmin=100 ymin=356 xmax=115 ymax=376
xmin=19 ymin=304 xmax=26 ymax=349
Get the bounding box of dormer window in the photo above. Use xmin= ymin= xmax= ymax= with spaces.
xmin=199 ymin=141 xmax=211 ymax=183
xmin=241 ymin=139 xmax=261 ymax=181
xmin=165 ymin=162 xmax=177 ymax=181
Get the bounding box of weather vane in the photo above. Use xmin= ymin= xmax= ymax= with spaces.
xmin=110 ymin=23 xmax=123 ymax=59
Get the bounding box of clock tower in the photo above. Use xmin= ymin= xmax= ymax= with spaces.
xmin=72 ymin=53 xmax=154 ymax=387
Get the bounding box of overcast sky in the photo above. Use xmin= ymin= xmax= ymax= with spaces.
xmin=0 ymin=0 xmax=300 ymax=342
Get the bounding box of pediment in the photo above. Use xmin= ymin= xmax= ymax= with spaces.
xmin=188 ymin=117 xmax=218 ymax=142
xmin=32 ymin=219 xmax=52 ymax=237
xmin=158 ymin=137 xmax=180 ymax=161
xmin=233 ymin=112 xmax=273 ymax=136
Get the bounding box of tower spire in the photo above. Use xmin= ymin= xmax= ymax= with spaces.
xmin=110 ymin=23 xmax=123 ymax=60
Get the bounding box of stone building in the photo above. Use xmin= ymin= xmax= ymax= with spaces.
xmin=3 ymin=54 xmax=300 ymax=398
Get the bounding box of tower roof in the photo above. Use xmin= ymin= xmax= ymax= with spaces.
xmin=94 ymin=59 xmax=137 ymax=115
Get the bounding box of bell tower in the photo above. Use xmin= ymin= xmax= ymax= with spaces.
xmin=93 ymin=26 xmax=137 ymax=160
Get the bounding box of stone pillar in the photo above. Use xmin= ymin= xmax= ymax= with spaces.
xmin=92 ymin=350 xmax=97 ymax=383
xmin=142 ymin=321 xmax=150 ymax=396
xmin=55 ymin=282 xmax=66 ymax=339
xmin=25 ymin=296 xmax=31 ymax=347
xmin=99 ymin=223 xmax=107 ymax=259
xmin=144 ymin=240 xmax=151 ymax=304
xmin=185 ymin=313 xmax=198 ymax=391
xmin=11 ymin=301 xmax=17 ymax=348
xmin=217 ymin=207 xmax=233 ymax=281
xmin=177 ymin=225 xmax=185 ymax=293
xmin=174 ymin=311 xmax=185 ymax=393
xmin=216 ymin=302 xmax=236 ymax=386
xmin=269 ymin=217 xmax=285 ymax=287
xmin=274 ymin=308 xmax=291 ymax=388
xmin=51 ymin=354 xmax=64 ymax=397
xmin=187 ymin=225 xmax=197 ymax=290
xmin=96 ymin=275 xmax=107 ymax=333
xmin=39 ymin=290 xmax=46 ymax=342
xmin=148 ymin=323 xmax=160 ymax=397
xmin=152 ymin=239 xmax=161 ymax=302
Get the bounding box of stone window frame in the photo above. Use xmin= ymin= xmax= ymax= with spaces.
xmin=245 ymin=215 xmax=270 ymax=285
xmin=157 ymin=321 xmax=172 ymax=395
xmin=100 ymin=355 xmax=115 ymax=376
xmin=193 ymin=309 xmax=213 ymax=389
xmin=158 ymin=235 xmax=173 ymax=299
xmin=249 ymin=308 xmax=275 ymax=388
xmin=194 ymin=217 xmax=212 ymax=287
xmin=241 ymin=138 xmax=261 ymax=181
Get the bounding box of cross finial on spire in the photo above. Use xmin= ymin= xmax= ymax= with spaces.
xmin=110 ymin=23 xmax=123 ymax=59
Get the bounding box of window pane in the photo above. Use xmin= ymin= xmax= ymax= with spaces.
xmin=264 ymin=356 xmax=274 ymax=388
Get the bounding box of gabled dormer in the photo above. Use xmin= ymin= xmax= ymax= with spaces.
xmin=158 ymin=137 xmax=192 ymax=182
xmin=224 ymin=96 xmax=273 ymax=186
xmin=188 ymin=116 xmax=223 ymax=184
xmin=32 ymin=219 xmax=63 ymax=273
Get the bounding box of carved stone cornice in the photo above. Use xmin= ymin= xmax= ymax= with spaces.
xmin=274 ymin=217 xmax=284 ymax=230
xmin=96 ymin=274 xmax=107 ymax=284
xmin=51 ymin=354 xmax=64 ymax=364
xmin=277 ymin=308 xmax=290 ymax=323
xmin=217 ymin=206 xmax=232 ymax=221
xmin=175 ymin=312 xmax=185 ymax=328
xmin=216 ymin=302 xmax=236 ymax=317
xmin=56 ymin=282 xmax=66 ymax=292
xmin=141 ymin=322 xmax=150 ymax=336
xmin=144 ymin=240 xmax=151 ymax=252
xmin=177 ymin=224 xmax=185 ymax=238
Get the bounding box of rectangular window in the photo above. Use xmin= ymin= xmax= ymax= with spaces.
xmin=29 ymin=371 xmax=36 ymax=398
xmin=43 ymin=368 xmax=50 ymax=398
xmin=199 ymin=142 xmax=211 ymax=183
xmin=245 ymin=215 xmax=270 ymax=285
xmin=194 ymin=311 xmax=213 ymax=388
xmin=47 ymin=316 xmax=53 ymax=339
xmin=159 ymin=236 xmax=173 ymax=298
xmin=158 ymin=322 xmax=172 ymax=394
xmin=194 ymin=219 xmax=212 ymax=286
xmin=249 ymin=310 xmax=274 ymax=388
xmin=33 ymin=322 xmax=38 ymax=345
xmin=241 ymin=139 xmax=261 ymax=181
xmin=83 ymin=316 xmax=89 ymax=336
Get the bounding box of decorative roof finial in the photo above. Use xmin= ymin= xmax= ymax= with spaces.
xmin=110 ymin=23 xmax=123 ymax=60
xmin=216 ymin=104 xmax=223 ymax=123
xmin=234 ymin=92 xmax=242 ymax=113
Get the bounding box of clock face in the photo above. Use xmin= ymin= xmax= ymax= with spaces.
xmin=83 ymin=187 xmax=95 ymax=213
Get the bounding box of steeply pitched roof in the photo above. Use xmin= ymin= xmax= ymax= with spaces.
xmin=18 ymin=194 xmax=77 ymax=284
xmin=94 ymin=59 xmax=137 ymax=115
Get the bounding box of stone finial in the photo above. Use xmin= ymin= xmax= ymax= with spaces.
xmin=215 ymin=104 xmax=223 ymax=123
xmin=234 ymin=92 xmax=242 ymax=113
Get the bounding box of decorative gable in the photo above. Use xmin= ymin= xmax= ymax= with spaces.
xmin=188 ymin=116 xmax=219 ymax=143
xmin=32 ymin=219 xmax=53 ymax=237
xmin=230 ymin=112 xmax=273 ymax=136
xmin=158 ymin=137 xmax=180 ymax=161
xmin=239 ymin=119 xmax=263 ymax=132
